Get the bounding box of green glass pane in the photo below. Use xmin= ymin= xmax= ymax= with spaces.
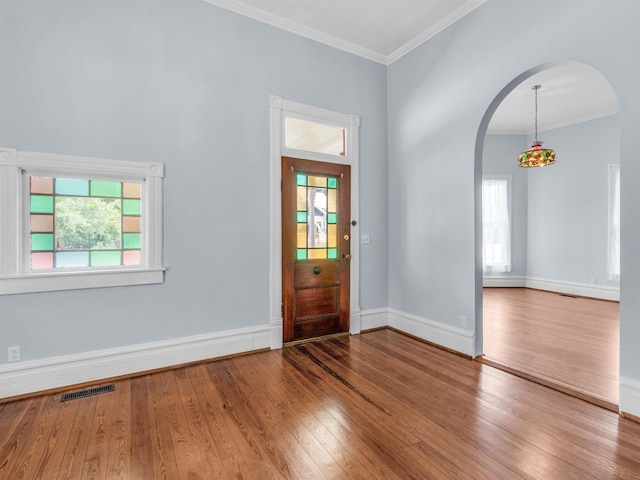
xmin=31 ymin=233 xmax=54 ymax=251
xmin=122 ymin=199 xmax=141 ymax=215
xmin=296 ymin=249 xmax=307 ymax=260
xmin=90 ymin=250 xmax=122 ymax=266
xmin=327 ymin=248 xmax=337 ymax=259
xmin=123 ymin=233 xmax=141 ymax=249
xmin=55 ymin=178 xmax=89 ymax=196
xmin=327 ymin=213 xmax=337 ymax=224
xmin=296 ymin=173 xmax=307 ymax=186
xmin=296 ymin=211 xmax=307 ymax=223
xmin=328 ymin=177 xmax=337 ymax=189
xmin=90 ymin=180 xmax=122 ymax=198
xmin=31 ymin=195 xmax=54 ymax=214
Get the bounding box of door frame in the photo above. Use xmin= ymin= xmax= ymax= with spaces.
xmin=269 ymin=96 xmax=361 ymax=349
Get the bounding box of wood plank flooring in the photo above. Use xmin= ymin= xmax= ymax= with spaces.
xmin=2 ymin=329 xmax=639 ymax=479
xmin=483 ymin=288 xmax=619 ymax=408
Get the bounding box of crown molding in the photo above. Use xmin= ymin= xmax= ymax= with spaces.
xmin=202 ymin=0 xmax=387 ymax=64
xmin=386 ymin=0 xmax=487 ymax=64
xmin=202 ymin=0 xmax=486 ymax=65
xmin=487 ymin=108 xmax=620 ymax=136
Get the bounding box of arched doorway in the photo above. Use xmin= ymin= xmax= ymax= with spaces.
xmin=474 ymin=63 xmax=620 ymax=409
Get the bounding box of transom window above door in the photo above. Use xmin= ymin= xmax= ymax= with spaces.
xmin=285 ymin=117 xmax=346 ymax=156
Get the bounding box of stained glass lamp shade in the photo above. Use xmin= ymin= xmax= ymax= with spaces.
xmin=518 ymin=141 xmax=556 ymax=167
xmin=518 ymin=84 xmax=556 ymax=168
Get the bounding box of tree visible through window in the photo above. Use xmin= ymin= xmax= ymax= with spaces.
xmin=482 ymin=177 xmax=512 ymax=273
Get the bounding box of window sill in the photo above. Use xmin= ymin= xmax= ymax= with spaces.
xmin=0 ymin=268 xmax=165 ymax=295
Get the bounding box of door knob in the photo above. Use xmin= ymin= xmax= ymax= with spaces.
xmin=313 ymin=266 xmax=322 ymax=275
xmin=343 ymin=253 xmax=351 ymax=260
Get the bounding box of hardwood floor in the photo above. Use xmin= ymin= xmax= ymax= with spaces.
xmin=2 ymin=329 xmax=639 ymax=479
xmin=483 ymin=287 xmax=619 ymax=409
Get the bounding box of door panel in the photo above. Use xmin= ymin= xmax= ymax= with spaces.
xmin=282 ymin=157 xmax=351 ymax=343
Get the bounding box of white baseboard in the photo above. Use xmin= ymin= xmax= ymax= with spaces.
xmin=483 ymin=276 xmax=526 ymax=287
xmin=620 ymin=377 xmax=640 ymax=418
xmin=0 ymin=325 xmax=271 ymax=400
xmin=360 ymin=308 xmax=389 ymax=331
xmin=525 ymin=277 xmax=619 ymax=301
xmin=388 ymin=308 xmax=475 ymax=357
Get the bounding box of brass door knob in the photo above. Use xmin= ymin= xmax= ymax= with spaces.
xmin=343 ymin=253 xmax=351 ymax=260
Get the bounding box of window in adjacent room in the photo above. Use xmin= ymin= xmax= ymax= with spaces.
xmin=482 ymin=176 xmax=512 ymax=273
xmin=0 ymin=148 xmax=164 ymax=295
xmin=608 ymin=164 xmax=620 ymax=283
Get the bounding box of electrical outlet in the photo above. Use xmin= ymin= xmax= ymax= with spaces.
xmin=460 ymin=315 xmax=467 ymax=328
xmin=590 ymin=277 xmax=597 ymax=285
xmin=361 ymin=234 xmax=370 ymax=245
xmin=8 ymin=346 xmax=21 ymax=362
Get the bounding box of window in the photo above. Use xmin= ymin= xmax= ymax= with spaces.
xmin=608 ymin=164 xmax=620 ymax=283
xmin=284 ymin=117 xmax=346 ymax=157
xmin=0 ymin=148 xmax=164 ymax=295
xmin=482 ymin=176 xmax=512 ymax=273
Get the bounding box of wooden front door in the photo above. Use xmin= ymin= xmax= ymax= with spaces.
xmin=282 ymin=157 xmax=351 ymax=343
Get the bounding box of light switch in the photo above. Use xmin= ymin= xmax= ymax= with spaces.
xmin=361 ymin=234 xmax=370 ymax=245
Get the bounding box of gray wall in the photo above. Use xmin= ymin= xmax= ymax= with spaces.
xmin=527 ymin=115 xmax=619 ymax=286
xmin=484 ymin=114 xmax=619 ymax=285
xmin=0 ymin=0 xmax=389 ymax=362
xmin=387 ymin=0 xmax=640 ymax=387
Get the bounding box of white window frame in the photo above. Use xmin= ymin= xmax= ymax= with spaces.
xmin=607 ymin=163 xmax=620 ymax=283
xmin=0 ymin=148 xmax=164 ymax=295
xmin=482 ymin=175 xmax=512 ymax=274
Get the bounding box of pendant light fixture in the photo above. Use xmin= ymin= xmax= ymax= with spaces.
xmin=518 ymin=84 xmax=556 ymax=168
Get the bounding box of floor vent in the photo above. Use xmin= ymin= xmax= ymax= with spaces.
xmin=60 ymin=384 xmax=115 ymax=402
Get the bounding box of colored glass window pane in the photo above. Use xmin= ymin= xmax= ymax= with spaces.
xmin=327 ymin=213 xmax=337 ymax=224
xmin=90 ymin=180 xmax=122 ymax=198
xmin=31 ymin=214 xmax=54 ymax=232
xmin=55 ymin=178 xmax=89 ymax=196
xmin=123 ymin=233 xmax=141 ymax=249
xmin=123 ymin=250 xmax=141 ymax=265
xmin=31 ymin=252 xmax=53 ymax=270
xmin=31 ymin=195 xmax=54 ymax=214
xmin=328 ymin=224 xmax=337 ymax=248
xmin=31 ymin=177 xmax=54 ymax=194
xmin=328 ymin=189 xmax=337 ymax=213
xmin=308 ymin=249 xmax=327 ymax=260
xmin=122 ymin=216 xmax=141 ymax=233
xmin=55 ymin=252 xmax=90 ymax=268
xmin=328 ymin=248 xmax=338 ymax=259
xmin=31 ymin=233 xmax=54 ymax=251
xmin=297 ymin=186 xmax=307 ymax=211
xmin=308 ymin=176 xmax=327 ymax=188
xmin=297 ymin=224 xmax=307 ymax=249
xmin=123 ymin=182 xmax=141 ymax=199
xmin=327 ymin=177 xmax=337 ymax=189
xmin=90 ymin=250 xmax=122 ymax=266
xmin=296 ymin=173 xmax=307 ymax=186
xmin=122 ymin=199 xmax=141 ymax=216
xmin=296 ymin=249 xmax=307 ymax=260
xmin=296 ymin=211 xmax=307 ymax=223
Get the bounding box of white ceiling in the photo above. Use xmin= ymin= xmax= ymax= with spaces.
xmin=486 ymin=64 xmax=619 ymax=135
xmin=203 ymin=0 xmax=620 ymax=133
xmin=203 ymin=0 xmax=487 ymax=64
